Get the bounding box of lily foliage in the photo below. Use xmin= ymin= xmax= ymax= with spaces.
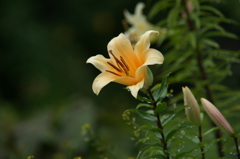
xmin=86 ymin=0 xmax=240 ymax=158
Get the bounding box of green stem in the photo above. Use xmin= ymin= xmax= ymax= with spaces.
xmin=198 ymin=126 xmax=205 ymax=159
xmin=147 ymin=88 xmax=170 ymax=159
xmin=233 ymin=135 xmax=240 ymax=159
xmin=181 ymin=0 xmax=224 ymax=157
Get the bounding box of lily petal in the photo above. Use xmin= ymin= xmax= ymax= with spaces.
xmin=134 ymin=49 xmax=163 ymax=82
xmin=92 ymin=72 xmax=119 ymax=95
xmin=87 ymin=55 xmax=112 ymax=72
xmin=127 ymin=78 xmax=145 ymax=98
xmin=134 ymin=30 xmax=159 ymax=57
xmin=135 ymin=65 xmax=147 ymax=82
xmin=135 ymin=2 xmax=144 ymax=17
xmin=113 ymin=76 xmax=138 ymax=86
xmin=107 ymin=33 xmax=138 ymax=69
xmin=142 ymin=48 xmax=164 ymax=66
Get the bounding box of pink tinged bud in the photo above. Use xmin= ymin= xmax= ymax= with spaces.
xmin=182 ymin=87 xmax=201 ymax=126
xmin=200 ymin=98 xmax=234 ymax=136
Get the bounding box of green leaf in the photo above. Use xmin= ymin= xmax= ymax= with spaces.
xmin=203 ymin=127 xmax=219 ymax=136
xmin=204 ymin=138 xmax=225 ymax=153
xmin=151 ymin=83 xmax=161 ymax=92
xmin=201 ymin=16 xmax=238 ymax=25
xmin=149 ymin=0 xmax=174 ymax=19
xmin=154 ymin=102 xmax=167 ymax=115
xmin=191 ymin=0 xmax=200 ymax=11
xmin=137 ymin=95 xmax=153 ymax=103
xmin=154 ymin=132 xmax=162 ymax=139
xmin=138 ymin=143 xmax=163 ymax=158
xmin=167 ymin=6 xmax=180 ymax=27
xmin=201 ymin=38 xmax=219 ymax=48
xmin=184 ymin=132 xmax=199 ymax=143
xmin=166 ymin=126 xmax=185 ymax=142
xmin=201 ymin=5 xmax=224 ymax=17
xmin=124 ymin=109 xmax=157 ymax=122
xmin=137 ymin=110 xmax=157 ymax=122
xmin=149 ymin=128 xmax=163 ymax=134
xmin=203 ymin=31 xmax=238 ymax=39
xmin=147 ymin=67 xmax=154 ymax=87
xmin=200 ymin=23 xmax=225 ymax=35
xmin=136 ymin=135 xmax=160 ymax=145
xmin=153 ymin=73 xmax=170 ymax=102
xmin=174 ymin=147 xmax=198 ymax=159
xmin=149 ymin=128 xmax=163 ymax=140
xmin=162 ymin=114 xmax=175 ymax=127
xmin=138 ymin=125 xmax=155 ymax=131
xmin=136 ymin=103 xmax=153 ymax=109
xmin=222 ymin=149 xmax=237 ymax=155
xmin=191 ymin=13 xmax=201 ymax=29
xmin=162 ymin=118 xmax=178 ymax=129
xmin=147 ymin=154 xmax=167 ymax=159
xmin=188 ymin=32 xmax=196 ymax=48
xmin=210 ymin=49 xmax=240 ymax=64
xmin=162 ymin=106 xmax=187 ymax=126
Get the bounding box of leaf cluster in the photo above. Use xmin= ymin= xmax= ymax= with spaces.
xmin=150 ymin=0 xmax=240 ymax=115
xmin=125 ymin=0 xmax=240 ymax=158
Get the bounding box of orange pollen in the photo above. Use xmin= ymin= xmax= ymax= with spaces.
xmin=106 ymin=50 xmax=133 ymax=77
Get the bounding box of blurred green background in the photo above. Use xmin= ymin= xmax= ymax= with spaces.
xmin=0 ymin=0 xmax=239 ymax=159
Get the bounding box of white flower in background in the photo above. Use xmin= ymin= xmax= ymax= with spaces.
xmin=123 ymin=2 xmax=166 ymax=45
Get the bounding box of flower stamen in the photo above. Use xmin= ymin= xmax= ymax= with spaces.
xmin=106 ymin=70 xmax=121 ymax=76
xmin=107 ymin=62 xmax=122 ymax=73
xmin=108 ymin=50 xmax=133 ymax=77
xmin=120 ymin=56 xmax=130 ymax=71
xmin=109 ymin=50 xmax=124 ymax=72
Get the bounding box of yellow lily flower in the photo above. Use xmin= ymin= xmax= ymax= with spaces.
xmin=87 ymin=30 xmax=164 ymax=98
xmin=123 ymin=2 xmax=166 ymax=45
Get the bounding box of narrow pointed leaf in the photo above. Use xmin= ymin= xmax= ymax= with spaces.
xmin=166 ymin=126 xmax=185 ymax=142
xmin=137 ymin=110 xmax=157 ymax=122
xmin=136 ymin=103 xmax=153 ymax=109
xmin=147 ymin=154 xmax=167 ymax=159
xmin=175 ymin=147 xmax=198 ymax=159
xmin=137 ymin=95 xmax=154 ymax=103
xmin=137 ymin=143 xmax=163 ymax=159
xmin=203 ymin=127 xmax=219 ymax=136
xmin=201 ymin=5 xmax=224 ymax=17
xmin=154 ymin=102 xmax=167 ymax=115
xmin=153 ymin=73 xmax=170 ymax=102
xmin=147 ymin=67 xmax=154 ymax=87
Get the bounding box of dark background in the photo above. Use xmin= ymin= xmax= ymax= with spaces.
xmin=0 ymin=0 xmax=239 ymax=158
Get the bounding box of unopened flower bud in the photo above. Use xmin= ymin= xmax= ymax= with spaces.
xmin=200 ymin=98 xmax=234 ymax=136
xmin=182 ymin=87 xmax=201 ymax=126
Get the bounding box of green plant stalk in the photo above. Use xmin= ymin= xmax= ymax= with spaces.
xmin=181 ymin=0 xmax=224 ymax=157
xmin=198 ymin=126 xmax=205 ymax=159
xmin=147 ymin=88 xmax=170 ymax=159
xmin=233 ymin=135 xmax=240 ymax=159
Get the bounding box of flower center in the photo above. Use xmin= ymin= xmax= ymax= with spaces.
xmin=106 ymin=50 xmax=134 ymax=78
